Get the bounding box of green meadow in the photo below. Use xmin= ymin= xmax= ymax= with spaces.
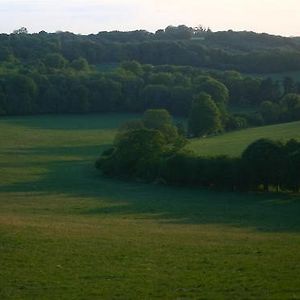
xmin=189 ymin=121 xmax=300 ymax=157
xmin=1 ymin=114 xmax=300 ymax=299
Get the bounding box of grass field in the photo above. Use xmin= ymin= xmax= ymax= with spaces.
xmin=189 ymin=121 xmax=300 ymax=157
xmin=1 ymin=114 xmax=300 ymax=299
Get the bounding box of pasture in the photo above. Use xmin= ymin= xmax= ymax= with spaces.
xmin=189 ymin=120 xmax=300 ymax=157
xmin=0 ymin=114 xmax=300 ymax=299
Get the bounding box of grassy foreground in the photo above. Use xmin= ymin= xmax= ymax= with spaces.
xmin=1 ymin=114 xmax=300 ymax=299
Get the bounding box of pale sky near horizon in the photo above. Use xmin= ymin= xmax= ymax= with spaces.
xmin=0 ymin=0 xmax=299 ymax=36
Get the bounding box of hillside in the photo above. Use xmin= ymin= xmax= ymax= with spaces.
xmin=188 ymin=121 xmax=300 ymax=157
xmin=2 ymin=26 xmax=300 ymax=73
xmin=1 ymin=114 xmax=300 ymax=299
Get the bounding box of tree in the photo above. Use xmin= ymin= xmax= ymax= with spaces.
xmin=143 ymin=109 xmax=172 ymax=130
xmin=71 ymin=57 xmax=89 ymax=71
xmin=260 ymin=101 xmax=281 ymax=124
xmin=169 ymin=86 xmax=193 ymax=116
xmin=4 ymin=74 xmax=37 ymax=114
xmin=149 ymin=72 xmax=174 ymax=86
xmin=142 ymin=84 xmax=171 ymax=110
xmin=13 ymin=27 xmax=28 ymax=35
xmin=280 ymin=93 xmax=300 ymax=121
xmin=284 ymin=140 xmax=300 ymax=192
xmin=143 ymin=109 xmax=186 ymax=148
xmin=194 ymin=76 xmax=229 ymax=105
xmin=164 ymin=25 xmax=193 ymax=40
xmin=44 ymin=53 xmax=68 ymax=69
xmin=284 ymin=152 xmax=300 ymax=192
xmin=283 ymin=77 xmax=296 ymax=95
xmin=69 ymin=85 xmax=90 ymax=113
xmin=96 ymin=128 xmax=166 ymax=179
xmin=242 ymin=139 xmax=285 ymax=191
xmin=89 ymin=77 xmax=122 ymax=112
xmin=188 ymin=93 xmax=222 ymax=137
xmin=259 ymin=78 xmax=281 ymax=102
xmin=120 ymin=61 xmax=143 ymax=76
xmin=225 ymin=115 xmax=248 ymax=130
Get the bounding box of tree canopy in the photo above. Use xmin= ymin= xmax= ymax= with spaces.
xmin=188 ymin=93 xmax=222 ymax=137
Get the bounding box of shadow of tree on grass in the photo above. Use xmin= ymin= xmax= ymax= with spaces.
xmin=1 ymin=144 xmax=300 ymax=233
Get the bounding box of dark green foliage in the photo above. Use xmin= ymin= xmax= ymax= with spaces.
xmin=284 ymin=150 xmax=300 ymax=192
xmin=2 ymin=27 xmax=300 ymax=74
xmin=96 ymin=109 xmax=187 ymax=180
xmin=283 ymin=77 xmax=297 ymax=95
xmin=260 ymin=101 xmax=281 ymax=124
xmin=97 ymin=118 xmax=299 ymax=192
xmin=163 ymin=138 xmax=299 ymax=192
xmin=259 ymin=78 xmax=282 ymax=102
xmin=143 ymin=109 xmax=172 ymax=130
xmin=97 ymin=128 xmax=166 ymax=179
xmin=44 ymin=53 xmax=68 ymax=69
xmin=71 ymin=57 xmax=90 ymax=71
xmin=188 ymin=93 xmax=222 ymax=137
xmin=283 ymin=139 xmax=300 ymax=192
xmin=280 ymin=93 xmax=300 ymax=121
xmin=161 ymin=152 xmax=240 ymax=190
xmin=1 ymin=29 xmax=300 ymax=129
xmin=160 ymin=151 xmax=199 ymax=186
xmin=2 ymin=74 xmax=37 ymax=114
xmin=142 ymin=84 xmax=171 ymax=110
xmin=120 ymin=60 xmax=143 ymax=76
xmin=194 ymin=76 xmax=229 ymax=105
xmin=142 ymin=109 xmax=184 ymax=146
xmin=255 ymin=93 xmax=300 ymax=125
xmin=169 ymin=86 xmax=193 ymax=116
xmin=241 ymin=139 xmax=285 ymax=191
xmin=243 ymin=113 xmax=265 ymax=127
xmin=225 ymin=115 xmax=248 ymax=131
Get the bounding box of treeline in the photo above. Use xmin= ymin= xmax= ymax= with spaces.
xmin=2 ymin=26 xmax=300 ymax=73
xmin=96 ymin=110 xmax=300 ymax=193
xmin=162 ymin=138 xmax=300 ymax=192
xmin=260 ymin=93 xmax=300 ymax=125
xmin=1 ymin=57 xmax=300 ymax=131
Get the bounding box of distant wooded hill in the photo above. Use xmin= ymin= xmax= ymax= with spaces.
xmin=1 ymin=25 xmax=300 ymax=73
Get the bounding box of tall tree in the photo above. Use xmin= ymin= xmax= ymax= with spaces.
xmin=242 ymin=139 xmax=285 ymax=191
xmin=96 ymin=128 xmax=166 ymax=179
xmin=283 ymin=77 xmax=296 ymax=95
xmin=188 ymin=93 xmax=222 ymax=137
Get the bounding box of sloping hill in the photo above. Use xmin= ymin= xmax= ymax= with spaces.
xmin=1 ymin=114 xmax=300 ymax=299
xmin=188 ymin=121 xmax=300 ymax=157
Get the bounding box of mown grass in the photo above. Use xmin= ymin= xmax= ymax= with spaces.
xmin=1 ymin=114 xmax=300 ymax=299
xmin=189 ymin=120 xmax=300 ymax=157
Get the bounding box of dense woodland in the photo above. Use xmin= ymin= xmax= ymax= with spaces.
xmin=1 ymin=26 xmax=300 ymax=133
xmin=2 ymin=26 xmax=300 ymax=73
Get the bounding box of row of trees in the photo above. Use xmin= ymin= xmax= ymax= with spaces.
xmin=260 ymin=94 xmax=300 ymax=124
xmin=96 ymin=110 xmax=300 ymax=193
xmin=1 ymin=26 xmax=300 ymax=73
xmin=163 ymin=139 xmax=300 ymax=192
xmin=1 ymin=58 xmax=299 ymax=132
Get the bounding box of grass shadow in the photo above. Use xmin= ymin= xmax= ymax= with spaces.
xmin=0 ymin=114 xmax=140 ymax=130
xmin=1 ymin=144 xmax=300 ymax=233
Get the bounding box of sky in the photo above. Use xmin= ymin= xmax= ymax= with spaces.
xmin=0 ymin=0 xmax=299 ymax=36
